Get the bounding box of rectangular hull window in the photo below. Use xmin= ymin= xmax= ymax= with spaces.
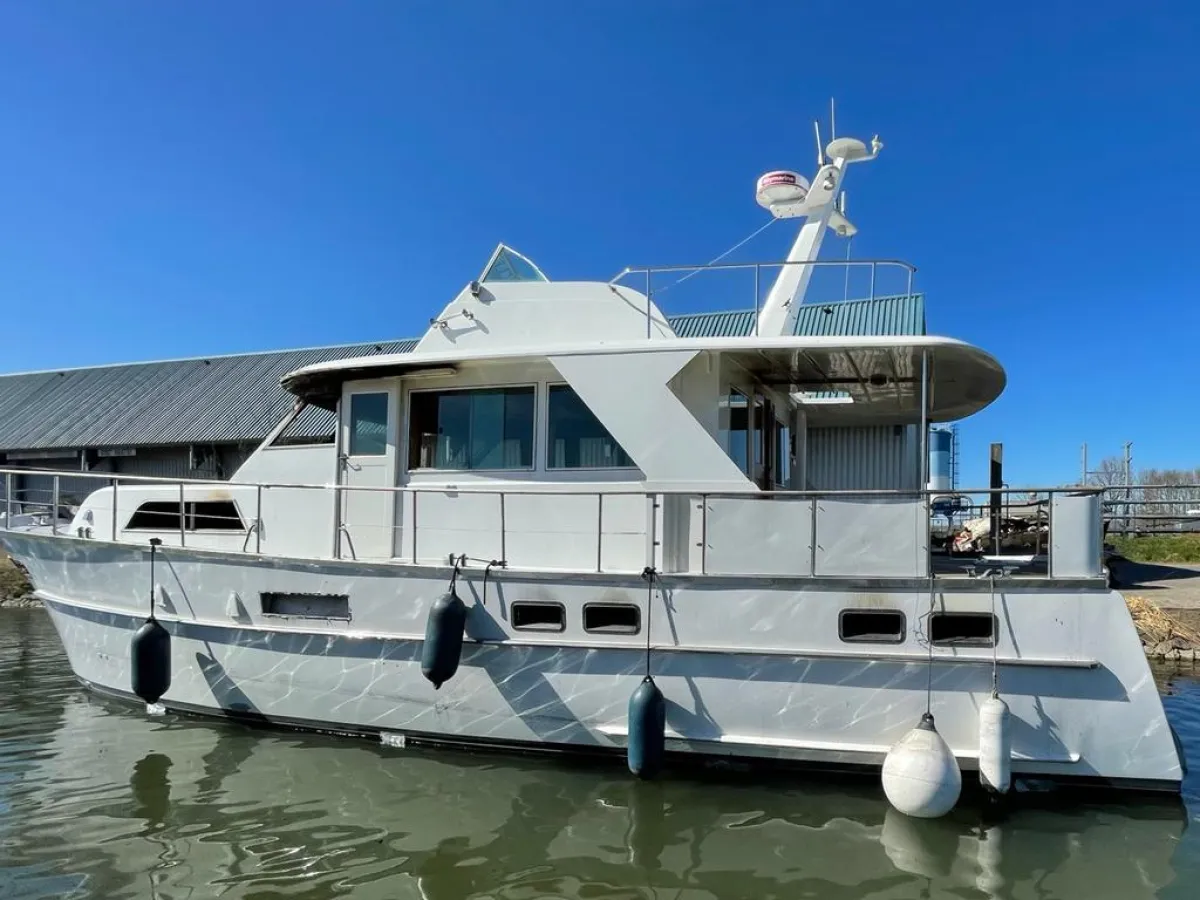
xmin=348 ymin=392 xmax=389 ymax=456
xmin=261 ymin=592 xmax=351 ymax=620
xmin=547 ymin=385 xmax=634 ymax=469
xmin=930 ymin=612 xmax=995 ymax=646
xmin=409 ymin=387 xmax=534 ymax=470
xmin=511 ymin=601 xmax=565 ymax=632
xmin=839 ymin=609 xmax=905 ymax=643
xmin=583 ymin=602 xmax=640 ymax=635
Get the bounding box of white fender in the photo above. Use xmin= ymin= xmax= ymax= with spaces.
xmin=881 ymin=713 xmax=962 ymax=818
xmin=978 ymin=694 xmax=1012 ymax=794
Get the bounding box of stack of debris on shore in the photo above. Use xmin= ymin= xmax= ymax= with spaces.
xmin=1127 ymin=594 xmax=1200 ymax=661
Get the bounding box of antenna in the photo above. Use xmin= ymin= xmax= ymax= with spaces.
xmin=830 ymin=97 xmax=836 ymax=143
xmin=813 ymin=120 xmax=824 ymax=167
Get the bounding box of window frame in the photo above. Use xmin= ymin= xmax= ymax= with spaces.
xmin=346 ymin=391 xmax=392 ymax=458
xmin=721 ymin=387 xmax=752 ymax=477
xmin=124 ymin=499 xmax=247 ymax=533
xmin=510 ymin=600 xmax=567 ymax=633
xmin=405 ymin=382 xmax=539 ymax=473
xmin=838 ymin=608 xmax=906 ymax=644
xmin=267 ymin=402 xmax=338 ymax=449
xmin=582 ymin=601 xmax=642 ymax=635
xmin=261 ymin=591 xmax=351 ymax=621
xmin=929 ymin=612 xmax=997 ymax=647
xmin=544 ymin=381 xmax=637 ymax=472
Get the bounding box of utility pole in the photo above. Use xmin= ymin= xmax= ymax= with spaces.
xmin=1123 ymin=442 xmax=1133 ymax=534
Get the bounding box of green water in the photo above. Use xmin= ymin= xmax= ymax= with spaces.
xmin=1 ymin=607 xmax=1198 ymax=899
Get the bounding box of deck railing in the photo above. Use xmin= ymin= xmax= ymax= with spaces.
xmin=1 ymin=467 xmax=1115 ymax=581
xmin=609 ymin=258 xmax=918 ymax=338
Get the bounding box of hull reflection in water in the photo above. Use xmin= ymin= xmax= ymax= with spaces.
xmin=3 ymin=612 xmax=1193 ymax=900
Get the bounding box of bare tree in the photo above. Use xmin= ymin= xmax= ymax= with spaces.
xmin=1086 ymin=455 xmax=1128 ymax=488
xmin=1137 ymin=467 xmax=1200 ymax=519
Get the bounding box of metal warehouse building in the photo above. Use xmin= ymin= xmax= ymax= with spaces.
xmin=0 ymin=295 xmax=924 ymax=507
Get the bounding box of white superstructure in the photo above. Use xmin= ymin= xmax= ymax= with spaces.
xmin=0 ymin=117 xmax=1183 ymax=805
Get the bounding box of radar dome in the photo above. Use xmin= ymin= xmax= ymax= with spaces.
xmin=756 ymin=171 xmax=810 ymax=210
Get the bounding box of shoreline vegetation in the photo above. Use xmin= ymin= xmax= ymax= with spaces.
xmin=1 ymin=553 xmax=36 ymax=607
xmin=1109 ymin=534 xmax=1200 ymax=565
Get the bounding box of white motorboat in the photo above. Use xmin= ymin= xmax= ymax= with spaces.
xmin=1 ymin=118 xmax=1183 ymax=811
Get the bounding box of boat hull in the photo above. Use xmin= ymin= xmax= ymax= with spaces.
xmin=3 ymin=531 xmax=1184 ymax=793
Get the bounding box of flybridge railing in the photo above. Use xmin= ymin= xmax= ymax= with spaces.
xmin=1 ymin=468 xmax=1109 ymax=581
xmin=609 ymin=259 xmax=918 ymax=338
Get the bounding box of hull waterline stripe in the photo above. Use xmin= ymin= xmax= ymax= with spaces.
xmin=593 ymin=724 xmax=1082 ymax=764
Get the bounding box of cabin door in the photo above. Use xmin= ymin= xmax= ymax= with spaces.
xmin=337 ymin=380 xmax=398 ymax=560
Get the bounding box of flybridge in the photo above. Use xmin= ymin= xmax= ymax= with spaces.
xmin=444 ymin=106 xmax=898 ymax=342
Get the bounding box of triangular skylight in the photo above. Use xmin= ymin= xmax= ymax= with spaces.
xmin=480 ymin=244 xmax=549 ymax=283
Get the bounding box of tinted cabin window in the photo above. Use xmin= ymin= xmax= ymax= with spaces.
xmin=546 ymin=385 xmax=634 ymax=469
xmin=408 ymin=387 xmax=535 ymax=470
xmin=126 ymin=501 xmax=244 ymax=532
xmin=190 ymin=501 xmax=244 ymax=530
xmin=126 ymin=501 xmax=181 ymax=530
xmin=271 ymin=403 xmax=337 ymax=446
xmin=511 ymin=601 xmax=565 ymax=632
xmin=348 ymin=392 xmax=389 ymax=456
xmin=721 ymin=390 xmax=750 ymax=475
xmin=583 ymin=603 xmax=640 ymax=635
xmin=930 ymin=612 xmax=995 ymax=646
xmin=839 ymin=609 xmax=905 ymax=643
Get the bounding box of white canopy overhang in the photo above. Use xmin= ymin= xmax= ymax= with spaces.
xmin=281 ymin=335 xmax=1005 ymax=424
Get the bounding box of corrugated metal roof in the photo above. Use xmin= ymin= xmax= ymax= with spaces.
xmin=669 ymin=309 xmax=757 ymax=339
xmin=0 ymin=340 xmax=415 ymax=452
xmin=0 ymin=294 xmax=923 ymax=452
xmin=668 ymin=294 xmax=925 ymax=339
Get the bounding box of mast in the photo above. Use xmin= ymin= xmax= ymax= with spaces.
xmin=754 ymin=107 xmax=882 ymax=337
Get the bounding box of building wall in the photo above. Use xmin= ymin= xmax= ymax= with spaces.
xmin=2 ymin=443 xmax=258 ymax=513
xmin=806 ymin=425 xmax=920 ymax=492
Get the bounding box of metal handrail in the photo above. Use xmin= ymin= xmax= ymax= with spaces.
xmin=609 ymin=258 xmax=919 ymax=338
xmin=610 ymin=257 xmax=918 ymax=282
xmin=0 ymin=466 xmax=1119 ymax=498
xmin=0 ymin=467 xmax=1111 ymax=578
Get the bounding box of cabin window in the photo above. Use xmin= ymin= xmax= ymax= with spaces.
xmin=774 ymin=418 xmax=791 ymax=488
xmin=270 ymin=403 xmax=336 ymax=447
xmin=721 ymin=389 xmax=751 ymax=475
xmin=510 ymin=601 xmax=566 ymax=632
xmin=721 ymin=389 xmax=781 ymax=486
xmin=546 ymin=385 xmax=634 ymax=469
xmin=348 ymin=392 xmax=389 ymax=456
xmin=930 ymin=612 xmax=996 ymax=646
xmin=839 ymin=609 xmax=905 ymax=643
xmin=408 ymin=386 xmax=535 ymax=470
xmin=261 ymin=592 xmax=350 ymax=620
xmin=583 ymin=602 xmax=641 ymax=635
xmin=125 ymin=500 xmax=245 ymax=532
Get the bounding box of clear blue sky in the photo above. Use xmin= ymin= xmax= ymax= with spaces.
xmin=2 ymin=1 xmax=1197 ymax=488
